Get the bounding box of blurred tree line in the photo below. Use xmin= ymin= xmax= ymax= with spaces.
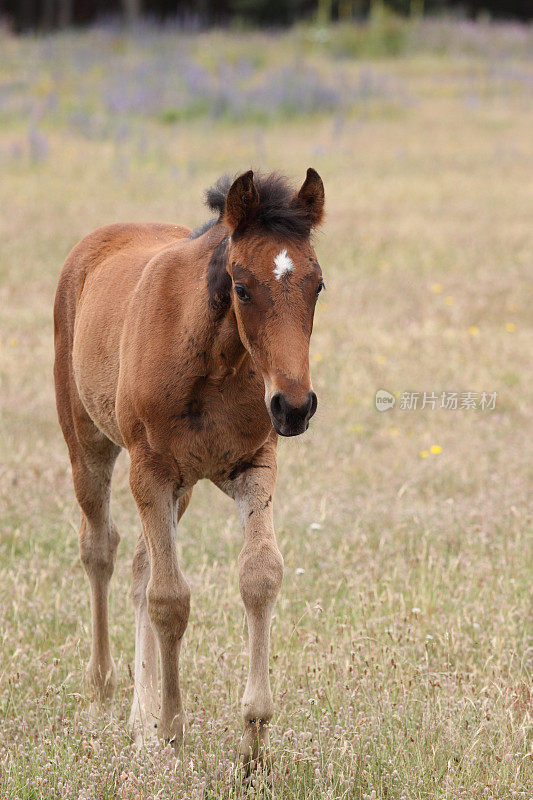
xmin=3 ymin=0 xmax=531 ymax=31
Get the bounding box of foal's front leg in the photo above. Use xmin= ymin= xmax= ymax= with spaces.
xmin=224 ymin=449 xmax=284 ymax=769
xmin=129 ymin=491 xmax=193 ymax=747
xmin=129 ymin=453 xmax=191 ymax=748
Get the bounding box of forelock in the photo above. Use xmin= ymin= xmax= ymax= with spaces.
xmin=198 ymin=171 xmax=312 ymax=241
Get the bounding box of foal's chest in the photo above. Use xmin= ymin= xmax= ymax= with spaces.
xmin=155 ymin=371 xmax=273 ymax=485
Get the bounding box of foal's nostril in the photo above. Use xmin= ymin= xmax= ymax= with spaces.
xmin=270 ymin=390 xmax=317 ymax=432
xmin=270 ymin=392 xmax=285 ymax=423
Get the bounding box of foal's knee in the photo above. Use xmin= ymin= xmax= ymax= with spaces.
xmin=147 ymin=580 xmax=191 ymax=643
xmin=239 ymin=542 xmax=284 ymax=612
xmin=79 ymin=519 xmax=120 ymax=581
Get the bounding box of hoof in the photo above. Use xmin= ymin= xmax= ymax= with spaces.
xmin=129 ymin=698 xmax=185 ymax=752
xmin=238 ymin=719 xmax=271 ymax=775
xmin=129 ymin=696 xmax=161 ymax=750
xmin=85 ymin=659 xmax=117 ymax=707
xmin=130 ymin=717 xmax=160 ymax=751
xmin=163 ymin=730 xmax=185 ymax=753
xmin=88 ymin=700 xmax=115 ymax=722
xmin=163 ymin=714 xmax=186 ymax=752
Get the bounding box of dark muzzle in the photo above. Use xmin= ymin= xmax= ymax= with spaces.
xmin=269 ymin=391 xmax=317 ymax=437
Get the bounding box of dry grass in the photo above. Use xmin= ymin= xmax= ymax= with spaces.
xmin=0 ymin=23 xmax=532 ymax=800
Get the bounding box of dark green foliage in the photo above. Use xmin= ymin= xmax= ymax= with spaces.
xmin=230 ymin=0 xmax=315 ymax=25
xmin=2 ymin=0 xmax=530 ymax=32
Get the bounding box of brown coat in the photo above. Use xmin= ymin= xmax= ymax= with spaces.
xmin=54 ymin=169 xmax=325 ymax=769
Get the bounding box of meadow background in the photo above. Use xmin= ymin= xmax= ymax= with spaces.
xmin=0 ymin=15 xmax=532 ymax=800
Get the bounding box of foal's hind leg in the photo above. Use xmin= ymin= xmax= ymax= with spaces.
xmin=129 ymin=533 xmax=159 ymax=744
xmin=72 ymin=432 xmax=121 ymax=707
xmin=129 ymin=489 xmax=193 ymax=747
xmin=55 ymin=323 xmax=121 ymax=709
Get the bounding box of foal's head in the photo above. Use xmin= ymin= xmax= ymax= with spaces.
xmin=209 ymin=169 xmax=325 ymax=437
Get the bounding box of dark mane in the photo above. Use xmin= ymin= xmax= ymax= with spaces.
xmin=190 ymin=172 xmax=311 ymax=240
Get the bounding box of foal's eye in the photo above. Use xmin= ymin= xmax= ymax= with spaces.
xmin=234 ymin=284 xmax=251 ymax=303
xmin=316 ymin=280 xmax=325 ymax=298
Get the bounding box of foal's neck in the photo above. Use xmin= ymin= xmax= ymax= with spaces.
xmin=197 ymin=227 xmax=247 ymax=380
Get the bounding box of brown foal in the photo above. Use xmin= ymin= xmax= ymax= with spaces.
xmin=53 ymin=168 xmax=325 ymax=767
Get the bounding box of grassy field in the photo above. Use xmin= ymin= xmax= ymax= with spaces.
xmin=0 ymin=19 xmax=532 ymax=800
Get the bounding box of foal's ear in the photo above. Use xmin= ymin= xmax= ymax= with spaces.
xmin=225 ymin=170 xmax=260 ymax=234
xmin=295 ymin=167 xmax=325 ymax=228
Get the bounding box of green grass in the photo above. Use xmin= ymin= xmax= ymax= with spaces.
xmin=0 ymin=21 xmax=532 ymax=800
